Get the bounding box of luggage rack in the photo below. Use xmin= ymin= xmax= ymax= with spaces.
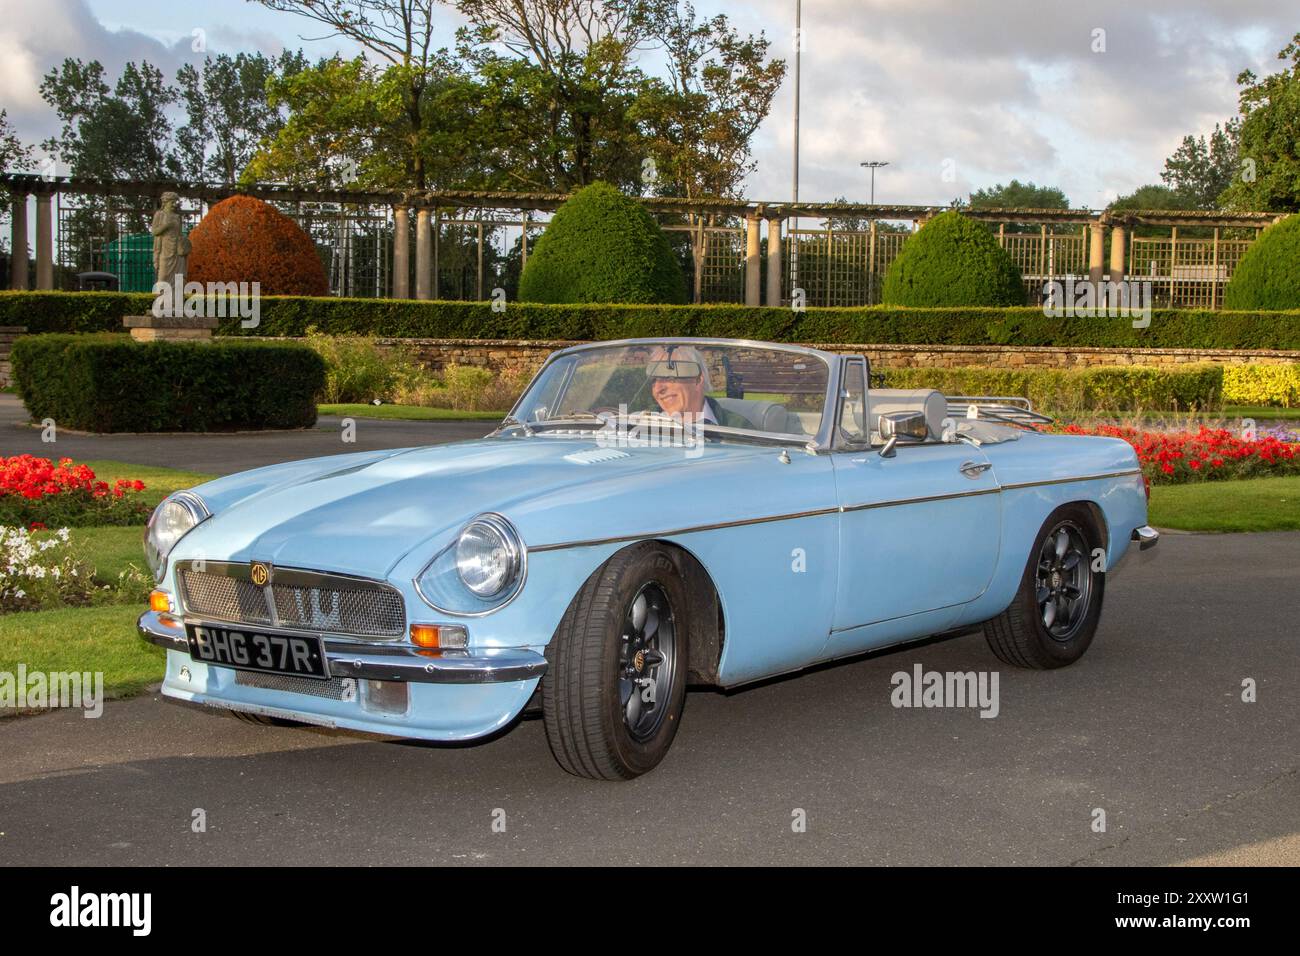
xmin=946 ymin=396 xmax=1055 ymax=428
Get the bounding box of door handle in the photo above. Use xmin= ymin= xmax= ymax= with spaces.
xmin=959 ymin=460 xmax=992 ymax=479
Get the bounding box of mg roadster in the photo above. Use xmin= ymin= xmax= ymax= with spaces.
xmin=139 ymin=338 xmax=1158 ymax=779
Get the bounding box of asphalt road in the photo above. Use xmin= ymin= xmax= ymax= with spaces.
xmin=1 ymin=531 xmax=1296 ymax=866
xmin=0 ymin=394 xmax=492 ymax=474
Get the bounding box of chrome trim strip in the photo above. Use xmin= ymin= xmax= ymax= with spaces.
xmin=1000 ymin=469 xmax=1142 ymax=491
xmin=528 ymin=507 xmax=841 ymax=553
xmin=548 ymin=336 xmax=838 ymax=361
xmin=839 ymin=486 xmax=1001 ymax=513
xmin=137 ymin=611 xmax=545 ymax=684
xmin=527 ymin=469 xmax=1143 ymax=553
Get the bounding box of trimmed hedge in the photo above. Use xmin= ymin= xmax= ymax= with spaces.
xmin=11 ymin=334 xmax=325 ymax=432
xmin=519 ymin=182 xmax=687 ymax=304
xmin=882 ymin=211 xmax=1026 ymax=307
xmin=878 ymin=364 xmax=1224 ymax=413
xmin=4 ymin=291 xmax=1300 ymax=350
xmin=1223 ymin=214 xmax=1300 ymax=310
xmin=1221 ymin=363 xmax=1300 ymax=407
xmin=188 ymin=195 xmax=330 ymax=296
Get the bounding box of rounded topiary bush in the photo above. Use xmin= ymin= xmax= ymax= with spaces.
xmin=519 ymin=182 xmax=687 ymax=304
xmin=188 ymin=195 xmax=329 ymax=296
xmin=1224 ymin=215 xmax=1300 ymax=310
xmin=882 ymin=210 xmax=1026 ymax=307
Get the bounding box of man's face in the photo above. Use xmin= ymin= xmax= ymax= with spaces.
xmin=651 ymin=373 xmax=705 ymax=416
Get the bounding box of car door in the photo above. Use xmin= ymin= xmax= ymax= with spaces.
xmin=829 ymin=360 xmax=1001 ymax=635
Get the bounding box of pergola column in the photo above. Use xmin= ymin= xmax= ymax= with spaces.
xmin=1088 ymin=220 xmax=1107 ymax=286
xmin=415 ymin=207 xmax=432 ymax=300
xmin=765 ymin=216 xmax=784 ymax=307
xmin=1109 ymin=224 xmax=1127 ymax=282
xmin=392 ymin=204 xmax=410 ymax=299
xmin=9 ymin=192 xmax=28 ymax=290
xmin=744 ymin=214 xmax=762 ymax=306
xmin=34 ymin=193 xmax=53 ymax=290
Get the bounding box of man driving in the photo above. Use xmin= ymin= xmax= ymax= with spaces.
xmin=645 ymin=345 xmax=748 ymax=428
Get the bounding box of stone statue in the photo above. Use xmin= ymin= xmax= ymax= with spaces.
xmin=151 ymin=191 xmax=191 ymax=287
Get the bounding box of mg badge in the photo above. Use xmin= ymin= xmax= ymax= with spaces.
xmin=250 ymin=561 xmax=270 ymax=587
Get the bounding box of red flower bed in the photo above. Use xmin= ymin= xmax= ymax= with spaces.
xmin=0 ymin=456 xmax=148 ymax=527
xmin=1053 ymin=424 xmax=1300 ymax=485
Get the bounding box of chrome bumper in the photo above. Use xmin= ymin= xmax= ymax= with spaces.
xmin=1132 ymin=525 xmax=1159 ymax=551
xmin=137 ymin=611 xmax=547 ymax=685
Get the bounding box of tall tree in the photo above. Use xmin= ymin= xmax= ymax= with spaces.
xmin=0 ymin=110 xmax=35 ymax=222
xmin=247 ymin=52 xmax=491 ymax=190
xmin=967 ymin=180 xmax=1071 ymax=234
xmin=252 ymin=1 xmax=443 ymax=188
xmin=176 ymin=50 xmax=309 ymax=183
xmin=1159 ymin=121 xmax=1239 ymax=209
xmin=634 ymin=3 xmax=785 ymax=201
xmin=1220 ymin=32 xmax=1300 ymax=212
xmin=456 ymin=0 xmax=662 ymax=190
xmin=1107 ymin=184 xmax=1202 ymax=237
xmin=40 ymin=59 xmax=180 ymax=181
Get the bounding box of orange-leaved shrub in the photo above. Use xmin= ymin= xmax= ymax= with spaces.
xmin=187 ymin=195 xmax=329 ymax=296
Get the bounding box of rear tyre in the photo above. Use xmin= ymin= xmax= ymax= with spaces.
xmin=984 ymin=505 xmax=1105 ymax=669
xmin=542 ymin=543 xmax=689 ymax=780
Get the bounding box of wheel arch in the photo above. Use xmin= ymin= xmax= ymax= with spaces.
xmin=574 ymin=539 xmax=726 ymax=686
xmin=1067 ymin=499 xmax=1109 ymax=555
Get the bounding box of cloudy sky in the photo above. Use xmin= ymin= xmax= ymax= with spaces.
xmin=1 ymin=0 xmax=1295 ymax=209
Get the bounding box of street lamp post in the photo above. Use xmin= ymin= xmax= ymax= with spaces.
xmin=860 ymin=160 xmax=889 ymax=205
xmin=860 ymin=161 xmax=889 ymax=305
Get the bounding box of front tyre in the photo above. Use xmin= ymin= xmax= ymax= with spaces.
xmin=983 ymin=506 xmax=1105 ymax=669
xmin=542 ymin=543 xmax=689 ymax=780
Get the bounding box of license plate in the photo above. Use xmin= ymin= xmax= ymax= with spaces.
xmin=185 ymin=623 xmax=329 ymax=679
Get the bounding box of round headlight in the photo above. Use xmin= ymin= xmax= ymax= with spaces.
xmin=144 ymin=493 xmax=209 ymax=579
xmin=455 ymin=515 xmax=522 ymax=597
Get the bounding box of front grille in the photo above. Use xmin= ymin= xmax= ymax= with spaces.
xmin=179 ymin=571 xmax=272 ymax=625
xmin=271 ymin=581 xmax=405 ymax=636
xmin=178 ymin=562 xmax=405 ymax=639
xmin=235 ymin=670 xmax=354 ymax=700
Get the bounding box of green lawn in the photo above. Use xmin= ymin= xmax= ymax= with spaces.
xmin=1149 ymin=475 xmax=1300 ymax=532
xmin=1223 ymin=405 xmax=1300 ymax=421
xmin=83 ymin=460 xmax=216 ymax=508
xmin=69 ymin=525 xmax=151 ymax=581
xmin=0 ymin=603 xmax=165 ymax=702
xmin=318 ymin=403 xmax=504 ymax=421
xmin=0 ymin=461 xmax=211 ymax=710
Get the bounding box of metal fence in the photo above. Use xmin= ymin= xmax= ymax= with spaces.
xmin=1128 ymin=231 xmax=1255 ymax=310
xmin=783 ymin=224 xmax=1098 ymax=307
xmin=2 ymin=175 xmax=1280 ymax=308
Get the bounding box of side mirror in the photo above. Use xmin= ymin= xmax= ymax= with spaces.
xmin=878 ymin=410 xmax=928 ymax=441
xmin=878 ymin=411 xmax=927 ymax=458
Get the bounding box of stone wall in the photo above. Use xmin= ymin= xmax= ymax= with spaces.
xmin=3 ymin=333 xmax=1294 ymax=389
xmin=383 ymin=337 xmax=1300 ymax=378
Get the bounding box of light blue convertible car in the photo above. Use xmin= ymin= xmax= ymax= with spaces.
xmin=139 ymin=338 xmax=1158 ymax=779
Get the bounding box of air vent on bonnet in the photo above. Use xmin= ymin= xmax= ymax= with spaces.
xmin=563 ymin=448 xmax=632 ymax=465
